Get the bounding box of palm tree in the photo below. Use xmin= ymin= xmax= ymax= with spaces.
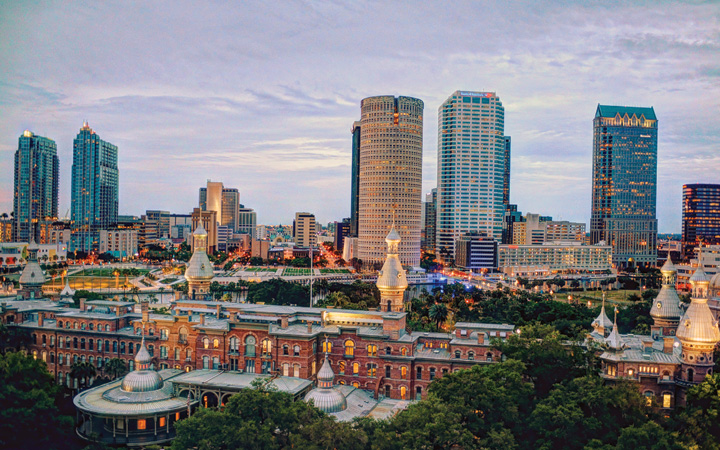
xmin=70 ymin=361 xmax=97 ymax=388
xmin=105 ymin=358 xmax=127 ymax=380
xmin=429 ymin=303 xmax=449 ymax=329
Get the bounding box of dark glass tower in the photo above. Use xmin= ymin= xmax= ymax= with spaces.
xmin=590 ymin=105 xmax=658 ymax=267
xmin=13 ymin=131 xmax=59 ymax=242
xmin=503 ymin=136 xmax=511 ymax=207
xmin=350 ymin=121 xmax=361 ymax=237
xmin=682 ymin=184 xmax=720 ymax=257
xmin=70 ymin=122 xmax=119 ymax=252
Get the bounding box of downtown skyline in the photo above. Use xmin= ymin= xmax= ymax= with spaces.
xmin=1 ymin=1 xmax=719 ymax=231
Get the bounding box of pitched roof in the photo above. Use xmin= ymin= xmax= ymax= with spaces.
xmin=596 ymin=104 xmax=657 ymax=120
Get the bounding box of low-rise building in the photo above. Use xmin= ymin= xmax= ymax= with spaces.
xmin=99 ymin=229 xmax=138 ymax=259
xmin=455 ymin=232 xmax=497 ymax=271
xmin=498 ymin=241 xmax=612 ymax=276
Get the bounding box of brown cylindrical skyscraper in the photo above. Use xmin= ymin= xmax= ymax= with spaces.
xmin=358 ymin=95 xmax=424 ymax=267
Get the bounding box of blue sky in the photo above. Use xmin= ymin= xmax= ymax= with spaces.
xmin=1 ymin=1 xmax=718 ymax=231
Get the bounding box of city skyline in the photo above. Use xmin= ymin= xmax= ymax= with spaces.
xmin=1 ymin=2 xmax=719 ymax=231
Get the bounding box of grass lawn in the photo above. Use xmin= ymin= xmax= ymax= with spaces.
xmin=74 ymin=268 xmax=149 ymax=277
xmin=283 ymin=268 xmax=313 ymax=276
xmin=160 ymin=277 xmax=178 ymax=284
xmin=244 ymin=267 xmax=278 ymax=272
xmin=320 ymin=268 xmax=350 ymax=274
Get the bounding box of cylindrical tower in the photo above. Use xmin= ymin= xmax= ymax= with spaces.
xmin=376 ymin=223 xmax=408 ymax=312
xmin=185 ymin=224 xmax=214 ymax=299
xmin=358 ymin=95 xmax=423 ymax=267
xmin=650 ymin=259 xmax=683 ymax=338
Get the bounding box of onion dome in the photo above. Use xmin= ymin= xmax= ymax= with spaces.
xmin=304 ymin=355 xmax=347 ymax=413
xmin=120 ymin=338 xmax=163 ymax=393
xmin=676 ymin=268 xmax=720 ymax=345
xmin=710 ymin=272 xmax=720 ymax=291
xmin=591 ymin=294 xmax=613 ymax=332
xmin=376 ymin=223 xmax=408 ymax=290
xmin=651 ymin=258 xmax=682 ymax=320
xmin=19 ymin=241 xmax=46 ymax=287
xmin=605 ymin=309 xmax=626 ymax=351
xmin=185 ymin=224 xmax=214 ymax=282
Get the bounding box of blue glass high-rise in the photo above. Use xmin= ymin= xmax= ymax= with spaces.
xmin=70 ymin=122 xmax=119 ymax=253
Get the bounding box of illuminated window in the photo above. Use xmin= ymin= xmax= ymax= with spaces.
xmin=203 ymin=337 xmax=209 ymax=349
xmin=401 ymin=366 xmax=407 ymax=379
xmin=213 ymin=339 xmax=219 ymax=349
xmin=345 ymin=340 xmax=355 ymax=357
xmin=176 ymin=412 xmax=180 ymax=420
xmin=367 ymin=344 xmax=377 ymax=357
xmin=401 ymin=347 xmax=407 ymax=356
xmin=339 ymin=361 xmax=345 ymax=374
xmin=137 ymin=419 xmax=146 ymax=430
xmin=663 ymin=393 xmax=672 ymax=408
xmin=262 ymin=339 xmax=272 ymax=354
xmin=352 ymin=363 xmax=359 ymax=376
xmin=322 ymin=341 xmax=332 ymax=353
xmin=159 ymin=417 xmax=166 ymax=427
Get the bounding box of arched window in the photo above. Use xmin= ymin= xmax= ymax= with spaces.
xmin=245 ymin=336 xmax=256 ymax=357
xmin=203 ymin=356 xmax=210 ymax=369
xmin=42 ymin=335 xmax=47 ymax=345
xmin=57 ymin=321 xmax=63 ymax=328
xmin=283 ymin=345 xmax=289 ymax=355
xmin=80 ymin=338 xmax=85 ymax=350
xmin=113 ymin=341 xmax=118 ymax=353
xmin=129 ymin=342 xmax=134 ymax=354
xmin=66 ymin=337 xmax=71 ymax=348
xmin=203 ymin=337 xmax=210 ymax=349
xmin=400 ymin=386 xmax=407 ymax=400
xmin=147 ymin=345 xmax=153 ymax=356
xmin=65 ymin=322 xmax=70 ymax=329
xmin=229 ymin=337 xmax=239 ymax=353
xmin=416 ymin=367 xmax=423 ymax=380
xmin=186 ymin=349 xmax=192 ymax=361
xmin=88 ymin=356 xmax=93 ymax=365
xmin=401 ymin=366 xmax=407 ymax=379
xmin=161 ymin=328 xmax=169 ymax=340
xmin=293 ymin=345 xmax=300 ymax=356
xmin=322 ymin=341 xmax=332 ymax=353
xmin=644 ymin=391 xmax=654 ymax=406
xmin=401 ymin=347 xmax=407 ymax=356
xmin=88 ymin=339 xmax=94 ymax=351
xmin=367 ymin=344 xmax=377 ymax=357
xmin=58 ymin=353 xmax=64 ymax=365
xmin=42 ymin=351 xmax=47 ymax=362
xmin=345 ymin=340 xmax=355 ymax=357
xmin=339 ymin=361 xmax=346 ymax=374
xmin=662 ymin=393 xmax=672 ymax=408
xmin=73 ymin=322 xmax=78 ymax=329
xmin=213 ymin=339 xmax=219 ymax=349
xmin=105 ymin=340 xmax=110 ymax=352
xmin=385 ymin=346 xmax=392 ymax=355
xmin=687 ymin=368 xmax=695 ymax=382
xmin=179 ymin=327 xmax=188 ymax=343
xmin=352 ymin=362 xmax=359 ymax=376
xmin=262 ymin=339 xmax=272 ymax=355
xmin=486 ymin=352 xmax=493 ymax=362
xmin=293 ymin=364 xmax=300 ymax=377
xmin=73 ymin=337 xmax=78 ymax=349
xmin=174 ymin=348 xmax=180 ymax=360
xmin=97 ymin=339 xmax=103 ymax=352
xmin=283 ymin=363 xmax=289 ymax=376
xmin=468 ymin=351 xmax=475 ymax=360
xmin=352 ymin=381 xmax=360 ymax=388
xmin=88 ymin=323 xmax=94 ymax=331
xmin=50 ymin=352 xmax=55 ymax=363
xmin=105 ymin=325 xmax=110 ymax=332
xmin=81 ymin=322 xmax=86 ymax=330
xmin=454 ymin=350 xmax=461 ymax=359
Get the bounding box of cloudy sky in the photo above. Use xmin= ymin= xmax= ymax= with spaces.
xmin=1 ymin=1 xmax=718 ymax=232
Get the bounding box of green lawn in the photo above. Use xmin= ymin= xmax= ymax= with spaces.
xmin=283 ymin=268 xmax=313 ymax=276
xmin=320 ymin=268 xmax=350 ymax=274
xmin=74 ymin=268 xmax=149 ymax=277
xmin=244 ymin=267 xmax=278 ymax=273
xmin=160 ymin=277 xmax=178 ymax=284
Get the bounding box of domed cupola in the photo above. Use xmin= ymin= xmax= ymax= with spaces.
xmin=19 ymin=240 xmax=46 ymax=299
xmin=376 ymin=220 xmax=408 ymax=312
xmin=591 ymin=292 xmax=613 ymax=337
xmin=304 ymin=339 xmax=347 ymax=413
xmin=650 ymin=258 xmax=683 ymax=338
xmin=120 ymin=338 xmax=164 ymax=393
xmin=185 ymin=224 xmax=214 ymax=298
xmin=605 ymin=308 xmax=627 ymax=352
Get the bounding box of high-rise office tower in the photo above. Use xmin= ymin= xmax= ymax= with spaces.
xmin=682 ymin=184 xmax=720 ymax=257
xmin=199 ymin=181 xmax=239 ymax=231
xmin=293 ymin=212 xmax=317 ymax=247
xmin=238 ymin=204 xmax=257 ymax=238
xmin=350 ymin=121 xmax=361 ymax=237
xmin=70 ymin=122 xmax=118 ymax=252
xmin=422 ymin=189 xmax=437 ymax=252
xmin=358 ymin=95 xmax=424 ymax=267
xmin=436 ymin=91 xmax=505 ymax=261
xmin=503 ymin=136 xmax=511 ymax=207
xmin=590 ymin=105 xmax=658 ymax=267
xmin=13 ymin=130 xmax=59 ymax=242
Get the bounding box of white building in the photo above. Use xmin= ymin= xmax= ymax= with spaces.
xmin=436 ymin=91 xmax=507 ymax=260
xmin=498 ymin=242 xmax=612 ymax=276
xmin=99 ymin=229 xmax=138 ymax=259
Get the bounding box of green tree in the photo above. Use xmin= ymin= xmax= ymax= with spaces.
xmin=0 ymin=351 xmax=74 ymax=450
xmin=104 ymin=358 xmax=127 ymax=380
xmin=428 ymin=303 xmax=449 ymax=329
xmin=675 ymin=373 xmax=720 ymax=449
xmin=70 ymin=360 xmax=97 ymax=388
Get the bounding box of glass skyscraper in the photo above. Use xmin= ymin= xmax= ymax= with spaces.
xmin=358 ymin=95 xmax=424 ymax=267
xmin=590 ymin=105 xmax=657 ymax=267
xmin=682 ymin=184 xmax=720 ymax=257
xmin=436 ymin=91 xmax=506 ymax=261
xmin=13 ymin=130 xmax=59 ymax=242
xmin=71 ymin=122 xmax=119 ymax=252
xmin=350 ymin=121 xmax=361 ymax=237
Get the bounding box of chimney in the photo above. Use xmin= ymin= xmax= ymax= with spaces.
xmin=663 ymin=337 xmax=675 ymax=354
xmin=38 ymin=312 xmax=44 ymax=327
xmin=141 ymin=301 xmax=149 ymax=323
xmin=79 ymin=298 xmax=86 ymax=311
xmin=216 ymin=304 xmax=222 ymax=318
xmin=199 ymin=313 xmax=205 ymax=326
xmin=478 ymin=333 xmax=485 ymax=344
xmin=280 ymin=315 xmax=289 ymax=329
xmin=642 ymin=341 xmax=653 ymax=354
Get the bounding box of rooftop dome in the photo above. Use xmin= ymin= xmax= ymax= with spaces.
xmin=19 ymin=241 xmax=46 ymax=287
xmin=376 ymin=223 xmax=408 ymax=290
xmin=677 ymin=268 xmax=720 ymax=345
xmin=710 ymin=272 xmax=720 ymax=290
xmin=591 ymin=295 xmax=612 ymax=331
xmin=650 ymin=285 xmax=683 ymax=320
xmin=605 ymin=309 xmax=626 ymax=351
xmin=120 ymin=338 xmax=163 ymax=393
xmin=185 ymin=225 xmax=214 ymax=282
xmin=660 ymin=258 xmax=676 ymax=275
xmin=304 ymin=355 xmax=347 ymax=413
